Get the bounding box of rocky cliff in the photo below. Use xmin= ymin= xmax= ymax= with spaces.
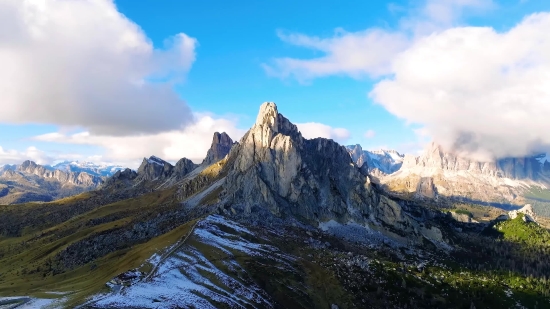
xmin=201 ymin=132 xmax=234 ymax=166
xmin=0 ymin=161 xmax=104 ymax=204
xmin=347 ymin=144 xmax=404 ymax=175
xmin=207 ymin=103 xmax=448 ymax=246
xmin=377 ymin=142 xmax=550 ymax=208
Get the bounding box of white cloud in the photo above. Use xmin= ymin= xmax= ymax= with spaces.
xmin=0 ymin=146 xmax=53 ymax=165
xmin=0 ymin=0 xmax=196 ymax=136
xmin=371 ymin=13 xmax=550 ymax=160
xmin=263 ymin=29 xmax=408 ymax=81
xmin=266 ymin=0 xmax=550 ymax=160
xmin=296 ymin=123 xmax=351 ymax=143
xmin=364 ymin=130 xmax=376 ymax=139
xmin=33 ymin=114 xmax=247 ymax=168
xmin=402 ymin=0 xmax=495 ymax=35
xmin=263 ymin=0 xmax=492 ymax=81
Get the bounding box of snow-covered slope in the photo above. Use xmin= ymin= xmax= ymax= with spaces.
xmin=51 ymin=161 xmax=124 ymax=177
xmin=346 ymin=144 xmax=404 ymax=174
xmin=87 ymin=215 xmax=294 ymax=309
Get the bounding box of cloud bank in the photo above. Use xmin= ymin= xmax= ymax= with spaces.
xmin=33 ymin=114 xmax=246 ymax=168
xmin=266 ymin=0 xmax=550 ymax=160
xmin=296 ymin=122 xmax=351 ymax=143
xmin=0 ymin=0 xmax=196 ymax=136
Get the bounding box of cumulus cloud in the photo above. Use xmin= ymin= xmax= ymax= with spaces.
xmin=263 ymin=29 xmax=408 ymax=81
xmin=0 ymin=0 xmax=196 ymax=136
xmin=371 ymin=13 xmax=550 ymax=160
xmin=263 ymin=0 xmax=492 ymax=81
xmin=33 ymin=114 xmax=247 ymax=168
xmin=266 ymin=0 xmax=550 ymax=160
xmin=0 ymin=146 xmax=54 ymax=165
xmin=364 ymin=130 xmax=376 ymax=139
xmin=402 ymin=0 xmax=495 ymax=35
xmin=296 ymin=123 xmax=351 ymax=143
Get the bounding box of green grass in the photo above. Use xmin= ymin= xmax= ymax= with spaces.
xmin=524 ymin=186 xmax=550 ymax=202
xmin=492 ymin=213 xmax=550 ymax=245
xmin=453 ymin=209 xmax=473 ymax=217
xmin=0 ymin=186 xmax=197 ymax=307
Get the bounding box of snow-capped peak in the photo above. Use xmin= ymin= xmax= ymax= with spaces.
xmin=50 ymin=160 xmax=124 ymax=177
xmin=346 ymin=145 xmax=405 ymax=175
xmin=147 ymin=156 xmax=166 ymax=166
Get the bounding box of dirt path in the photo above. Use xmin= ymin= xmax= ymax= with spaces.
xmin=144 ymin=218 xmax=202 ymax=282
xmin=75 ymin=217 xmax=204 ymax=308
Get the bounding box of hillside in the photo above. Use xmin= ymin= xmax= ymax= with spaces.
xmin=0 ymin=103 xmax=549 ymax=308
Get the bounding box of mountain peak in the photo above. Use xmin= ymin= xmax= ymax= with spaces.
xmin=202 ymin=132 xmax=234 ymax=166
xmin=255 ymin=102 xmax=279 ymax=129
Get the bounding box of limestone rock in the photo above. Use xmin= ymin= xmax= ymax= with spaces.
xmin=216 ymin=102 xmax=446 ymax=246
xmin=508 ymin=204 xmax=537 ymax=223
xmin=174 ymin=158 xmax=198 ymax=179
xmin=136 ymin=156 xmax=173 ymax=182
xmin=202 ymin=132 xmax=234 ymax=166
xmin=346 ymin=145 xmax=404 ymax=174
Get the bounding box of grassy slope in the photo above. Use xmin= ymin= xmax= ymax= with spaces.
xmin=0 ymin=160 xmax=230 ymax=307
xmin=0 ymin=187 xmax=196 ymax=306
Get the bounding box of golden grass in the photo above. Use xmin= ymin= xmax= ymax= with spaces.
xmin=0 ymin=186 xmax=195 ymax=308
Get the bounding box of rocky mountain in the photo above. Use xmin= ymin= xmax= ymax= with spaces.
xmin=201 ymin=132 xmax=234 ymax=166
xmin=51 ymin=161 xmax=124 ymax=177
xmin=0 ymin=160 xmax=104 ymax=204
xmin=206 ymin=103 xmax=447 ymax=248
xmin=362 ymin=142 xmax=550 ymax=210
xmin=0 ymin=103 xmax=549 ymax=309
xmin=346 ymin=144 xmax=404 ymax=175
xmin=104 ymin=131 xmax=231 ymax=194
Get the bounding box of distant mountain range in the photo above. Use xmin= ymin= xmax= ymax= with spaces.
xmin=347 ymin=142 xmax=550 ymax=212
xmin=1 ymin=102 xmax=549 ymax=308
xmin=50 ymin=161 xmax=124 ymax=177
xmin=0 ymin=161 xmax=124 ymax=205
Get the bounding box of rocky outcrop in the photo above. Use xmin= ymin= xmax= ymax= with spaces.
xmin=174 ymin=158 xmax=197 ymax=180
xmin=508 ymin=204 xmax=537 ymax=223
xmin=102 ymin=168 xmax=138 ymax=189
xmin=136 ymin=156 xmax=173 ymax=182
xmin=213 ymin=102 xmax=447 ymax=246
xmin=104 ymin=155 xmax=199 ymax=193
xmin=202 ymin=132 xmax=234 ymax=166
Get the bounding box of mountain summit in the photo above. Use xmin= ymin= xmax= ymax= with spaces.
xmin=208 ymin=102 xmax=444 ymax=245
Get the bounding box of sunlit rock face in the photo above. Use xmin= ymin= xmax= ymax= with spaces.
xmin=202 ymin=132 xmax=234 ymax=166
xmin=217 ymin=102 xmax=444 ymax=245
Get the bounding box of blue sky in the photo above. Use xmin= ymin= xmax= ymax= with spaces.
xmin=0 ymin=0 xmax=549 ymax=167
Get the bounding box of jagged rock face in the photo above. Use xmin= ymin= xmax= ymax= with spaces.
xmin=136 ymin=156 xmax=173 ymax=182
xmin=401 ymin=143 xmax=546 ymax=180
xmin=415 ymin=177 xmax=438 ymax=199
xmin=174 ymin=158 xmax=197 ymax=179
xmin=102 ymin=168 xmax=138 ymax=188
xmin=0 ymin=161 xmax=104 ymax=204
xmin=15 ymin=160 xmax=102 ymax=186
xmin=346 ymin=145 xmax=404 ymax=175
xmin=379 ymin=143 xmax=550 ymax=208
xmin=103 ymin=154 xmax=199 ymax=193
xmin=220 ymin=103 xmax=416 ymax=231
xmin=202 ymin=132 xmax=234 ymax=166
